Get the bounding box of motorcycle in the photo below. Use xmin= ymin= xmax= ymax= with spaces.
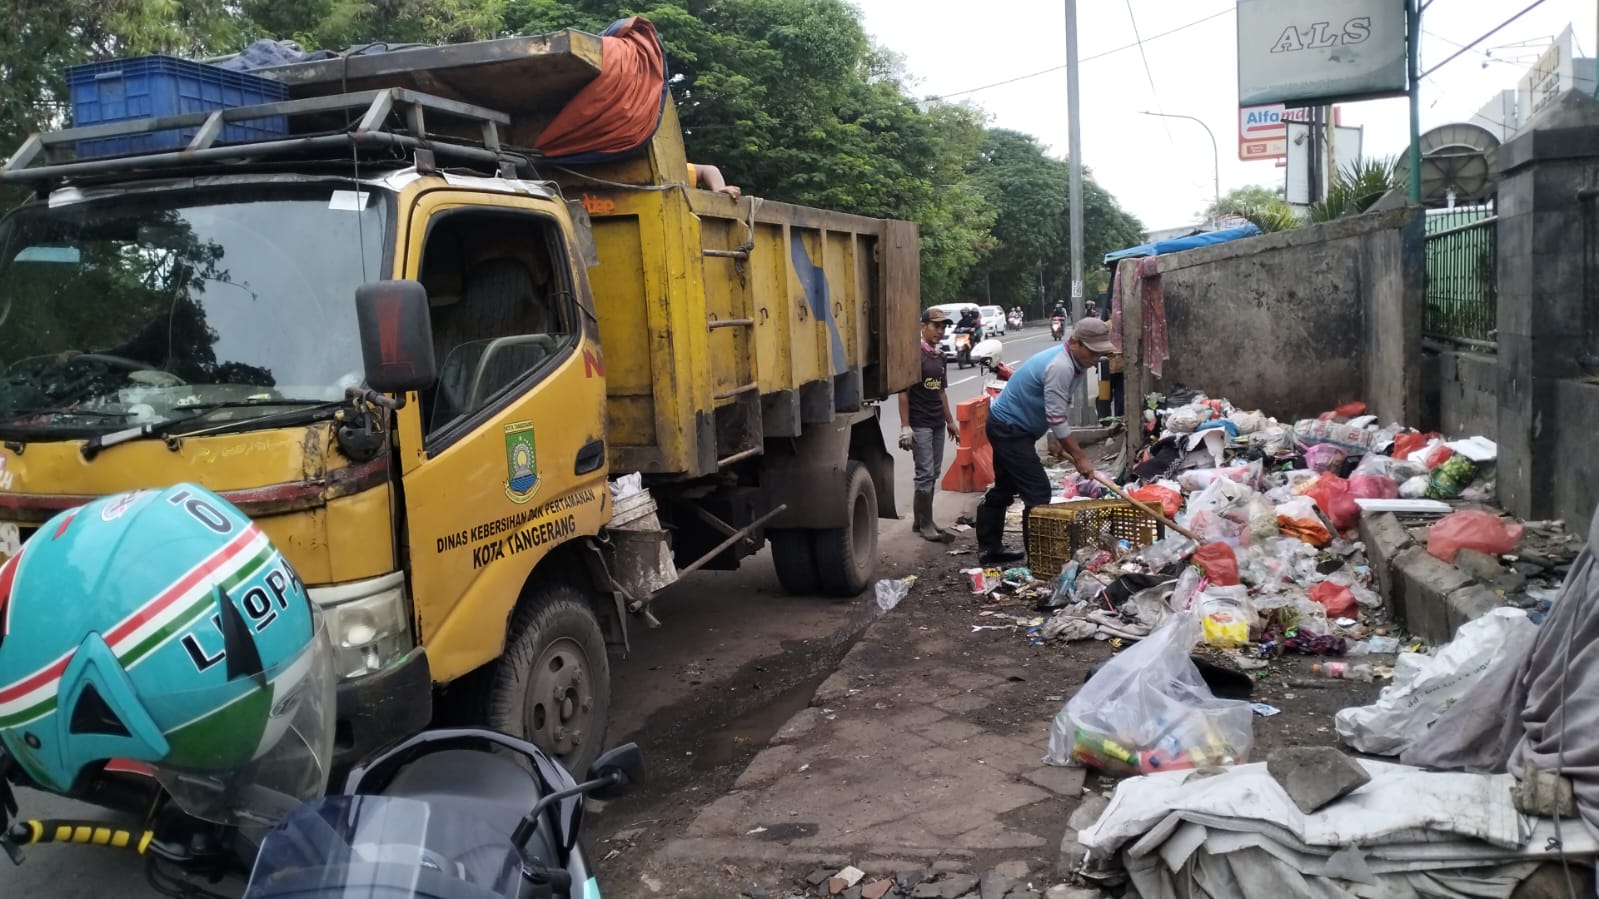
xmin=952 ymin=326 xmax=977 ymax=368
xmin=1006 ymin=311 xmax=1023 ymax=332
xmin=1 ymin=727 xmax=642 ymax=899
xmin=1049 ymin=315 xmax=1065 ymax=341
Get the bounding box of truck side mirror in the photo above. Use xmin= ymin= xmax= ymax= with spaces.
xmin=355 ymin=280 xmax=438 ymax=394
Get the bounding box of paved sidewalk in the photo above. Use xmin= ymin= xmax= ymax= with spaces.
xmin=633 ymin=541 xmax=1098 ymax=898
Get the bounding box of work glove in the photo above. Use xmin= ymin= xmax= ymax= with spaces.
xmin=898 ymin=426 xmax=914 ymax=451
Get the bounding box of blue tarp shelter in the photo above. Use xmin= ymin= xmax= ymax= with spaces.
xmin=1103 ymin=224 xmax=1262 ymax=265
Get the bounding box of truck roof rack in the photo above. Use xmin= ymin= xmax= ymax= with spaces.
xmin=1 ymin=88 xmax=529 ymax=186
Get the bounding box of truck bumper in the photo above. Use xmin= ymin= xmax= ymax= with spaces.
xmin=332 ymin=647 xmax=432 ymax=775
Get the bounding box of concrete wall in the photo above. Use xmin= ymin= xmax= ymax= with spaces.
xmin=1429 ymin=348 xmax=1499 ymax=439
xmin=1550 ymin=379 xmax=1599 ymax=532
xmin=1116 ymin=207 xmax=1424 ymax=424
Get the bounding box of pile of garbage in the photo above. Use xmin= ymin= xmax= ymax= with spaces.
xmin=983 ymin=393 xmax=1530 ymax=660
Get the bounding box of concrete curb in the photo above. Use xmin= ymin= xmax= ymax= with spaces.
xmin=1359 ymin=511 xmax=1503 ymax=645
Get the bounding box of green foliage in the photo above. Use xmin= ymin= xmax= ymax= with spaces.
xmin=0 ymin=0 xmax=1143 ymax=306
xmin=1307 ymin=155 xmax=1401 ymax=224
xmin=1235 ymin=198 xmax=1302 ymax=233
xmin=1201 ymin=184 xmax=1283 ymax=224
xmin=959 ymin=129 xmax=1143 ymax=311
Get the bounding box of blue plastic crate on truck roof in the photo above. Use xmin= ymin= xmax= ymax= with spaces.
xmin=66 ymin=55 xmax=290 ymax=159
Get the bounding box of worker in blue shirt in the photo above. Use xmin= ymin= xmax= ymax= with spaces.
xmin=976 ymin=317 xmax=1119 ymax=564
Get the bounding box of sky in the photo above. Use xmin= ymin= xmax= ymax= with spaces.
xmin=852 ymin=0 xmax=1598 ymax=231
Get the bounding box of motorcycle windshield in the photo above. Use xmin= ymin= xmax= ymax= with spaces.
xmin=244 ymin=796 xmax=524 ymax=899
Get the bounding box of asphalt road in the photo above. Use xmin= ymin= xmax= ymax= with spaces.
xmin=9 ymin=326 xmax=1064 ymax=898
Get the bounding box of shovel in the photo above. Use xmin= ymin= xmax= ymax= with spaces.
xmin=1091 ymin=472 xmax=1204 ymax=544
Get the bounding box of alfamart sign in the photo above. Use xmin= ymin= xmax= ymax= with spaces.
xmin=1237 ymin=0 xmax=1408 ymax=107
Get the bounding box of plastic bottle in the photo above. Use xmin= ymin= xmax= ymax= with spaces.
xmin=1312 ymin=661 xmax=1374 ymax=682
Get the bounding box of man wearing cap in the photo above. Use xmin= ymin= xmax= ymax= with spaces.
xmin=898 ymin=308 xmax=960 ymax=543
xmin=975 ymin=316 xmax=1119 ymax=564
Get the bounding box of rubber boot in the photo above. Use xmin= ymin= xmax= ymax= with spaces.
xmin=976 ymin=500 xmax=1024 ymax=564
xmin=915 ymin=491 xmax=955 ymax=543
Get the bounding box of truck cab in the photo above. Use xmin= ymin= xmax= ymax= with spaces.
xmin=0 ymin=22 xmax=918 ymax=801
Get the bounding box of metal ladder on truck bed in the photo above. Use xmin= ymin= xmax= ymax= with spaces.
xmin=1 ymin=88 xmax=529 ymax=185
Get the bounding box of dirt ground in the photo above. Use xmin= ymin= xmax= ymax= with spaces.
xmin=590 ymin=532 xmax=1391 ymax=897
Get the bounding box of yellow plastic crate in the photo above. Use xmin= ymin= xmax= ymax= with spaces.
xmin=1027 ymin=500 xmax=1163 ymax=577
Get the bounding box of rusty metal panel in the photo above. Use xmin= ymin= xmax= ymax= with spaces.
xmin=875 ymin=219 xmax=922 ymax=398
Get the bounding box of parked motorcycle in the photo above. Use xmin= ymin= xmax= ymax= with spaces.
xmin=0 ymin=483 xmax=640 ymax=899
xmin=244 ymin=728 xmax=642 ymax=899
xmin=1050 ymin=315 xmax=1065 ymax=341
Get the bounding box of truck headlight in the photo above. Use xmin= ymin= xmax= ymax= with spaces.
xmin=307 ymin=572 xmax=413 ymax=679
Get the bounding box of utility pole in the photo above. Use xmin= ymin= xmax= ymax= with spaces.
xmin=1065 ymin=0 xmax=1091 ymax=425
xmin=1407 ymin=0 xmax=1422 ymax=203
xmin=1066 ymin=0 xmax=1084 ymax=320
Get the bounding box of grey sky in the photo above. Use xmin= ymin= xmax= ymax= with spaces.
xmin=853 ymin=0 xmax=1596 ymax=230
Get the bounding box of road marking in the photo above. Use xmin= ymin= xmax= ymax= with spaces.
xmin=948 ymin=375 xmax=978 ymax=386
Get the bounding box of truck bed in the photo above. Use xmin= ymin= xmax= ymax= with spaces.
xmin=262 ymin=28 xmax=920 ymax=478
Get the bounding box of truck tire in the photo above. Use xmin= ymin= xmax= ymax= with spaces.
xmin=812 ymin=461 xmax=878 ymax=597
xmin=473 ymin=583 xmax=611 ymax=775
xmin=769 ymin=529 xmax=821 ymax=595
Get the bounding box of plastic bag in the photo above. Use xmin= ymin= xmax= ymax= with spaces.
xmin=1166 ymin=405 xmax=1205 ymax=433
xmin=1295 ymin=418 xmax=1375 ymax=452
xmin=1347 ymin=635 xmax=1401 ymax=655
xmin=1245 ymin=495 xmax=1280 ymax=541
xmin=1392 ymin=431 xmax=1439 ymax=461
xmin=1420 ymin=444 xmax=1454 ymax=469
xmin=1302 ymin=443 xmax=1350 ymax=473
xmin=1176 ymin=460 xmax=1262 ymax=493
xmin=1197 ymin=586 xmax=1254 ymax=647
xmin=1306 ymin=474 xmax=1360 ymax=531
xmin=1228 ymin=410 xmax=1265 ymax=435
xmin=1186 ymin=477 xmax=1250 ymax=516
xmin=1335 ymin=608 xmax=1538 ymax=755
xmin=1399 ymin=475 xmax=1430 ymax=498
xmin=874 ymin=576 xmax=916 ymax=612
xmin=1427 ymin=510 xmax=1524 ymax=563
xmin=1128 ymin=484 xmax=1182 ymax=518
xmin=1275 ymin=496 xmax=1335 ymax=547
xmin=1046 ymin=612 xmax=1254 ymax=772
xmin=1348 ymin=473 xmax=1399 ymax=500
xmin=1308 ymin=581 xmax=1357 ymax=618
xmin=1139 ymin=533 xmax=1196 ymax=571
xmin=1425 ymin=454 xmax=1481 ymax=500
xmin=1191 ymin=543 xmax=1239 ymax=586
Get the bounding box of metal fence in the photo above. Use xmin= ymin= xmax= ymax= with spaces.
xmin=1424 ymin=208 xmax=1498 ymax=348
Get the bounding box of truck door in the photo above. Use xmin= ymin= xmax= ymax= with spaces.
xmin=396 ymin=192 xmax=610 ymax=684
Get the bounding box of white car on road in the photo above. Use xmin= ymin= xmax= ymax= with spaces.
xmin=979 ymin=305 xmax=1006 ymax=336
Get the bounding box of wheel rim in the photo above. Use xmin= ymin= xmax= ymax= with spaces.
xmin=525 ymin=637 xmax=595 ymax=765
xmin=850 ymin=483 xmax=873 ymax=567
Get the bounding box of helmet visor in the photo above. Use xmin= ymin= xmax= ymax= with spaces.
xmin=154 ymin=613 xmax=336 ymax=827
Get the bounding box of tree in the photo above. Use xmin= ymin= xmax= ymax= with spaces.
xmin=959 ymin=129 xmax=1143 ymax=312
xmin=1200 ymin=184 xmax=1283 ymax=222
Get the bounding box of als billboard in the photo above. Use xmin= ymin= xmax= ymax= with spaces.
xmin=1237 ymin=0 xmax=1408 ymax=107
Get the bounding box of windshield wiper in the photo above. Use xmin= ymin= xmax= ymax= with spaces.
xmin=80 ymin=398 xmax=343 ymax=461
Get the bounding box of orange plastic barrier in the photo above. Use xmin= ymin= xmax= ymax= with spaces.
xmin=941 ymin=394 xmax=995 ymax=493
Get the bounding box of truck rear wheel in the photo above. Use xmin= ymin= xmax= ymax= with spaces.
xmin=813 ymin=461 xmax=878 ymax=597
xmin=474 ymin=583 xmax=611 ymax=775
xmin=769 ymin=529 xmax=821 ymax=595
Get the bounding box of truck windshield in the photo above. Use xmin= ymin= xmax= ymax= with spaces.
xmin=0 ymin=182 xmax=390 ymax=435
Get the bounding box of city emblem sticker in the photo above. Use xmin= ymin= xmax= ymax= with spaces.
xmin=504 ymin=420 xmax=540 ymax=504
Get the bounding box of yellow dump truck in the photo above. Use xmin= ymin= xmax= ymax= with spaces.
xmin=0 ymin=26 xmax=918 ymax=783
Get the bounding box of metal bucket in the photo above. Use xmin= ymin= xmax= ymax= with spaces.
xmin=605 ymin=489 xmax=678 ymax=598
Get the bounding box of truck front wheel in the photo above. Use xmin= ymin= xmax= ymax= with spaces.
xmin=474 ymin=583 xmax=611 ymax=775
xmin=812 ymin=461 xmax=879 ymax=597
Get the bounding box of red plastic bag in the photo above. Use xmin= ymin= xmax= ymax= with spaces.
xmin=1309 ymin=581 xmax=1358 ymax=618
xmin=1128 ymin=484 xmax=1182 ymax=518
xmin=1306 ymin=474 xmax=1360 ymax=531
xmin=1192 ymin=543 xmax=1240 ymax=586
xmin=1427 ymin=511 xmax=1525 ymax=563
xmin=1348 ymin=474 xmax=1399 ymax=500
xmin=1422 ymin=445 xmax=1454 ymax=470
xmin=1393 ymin=431 xmax=1440 ymax=460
